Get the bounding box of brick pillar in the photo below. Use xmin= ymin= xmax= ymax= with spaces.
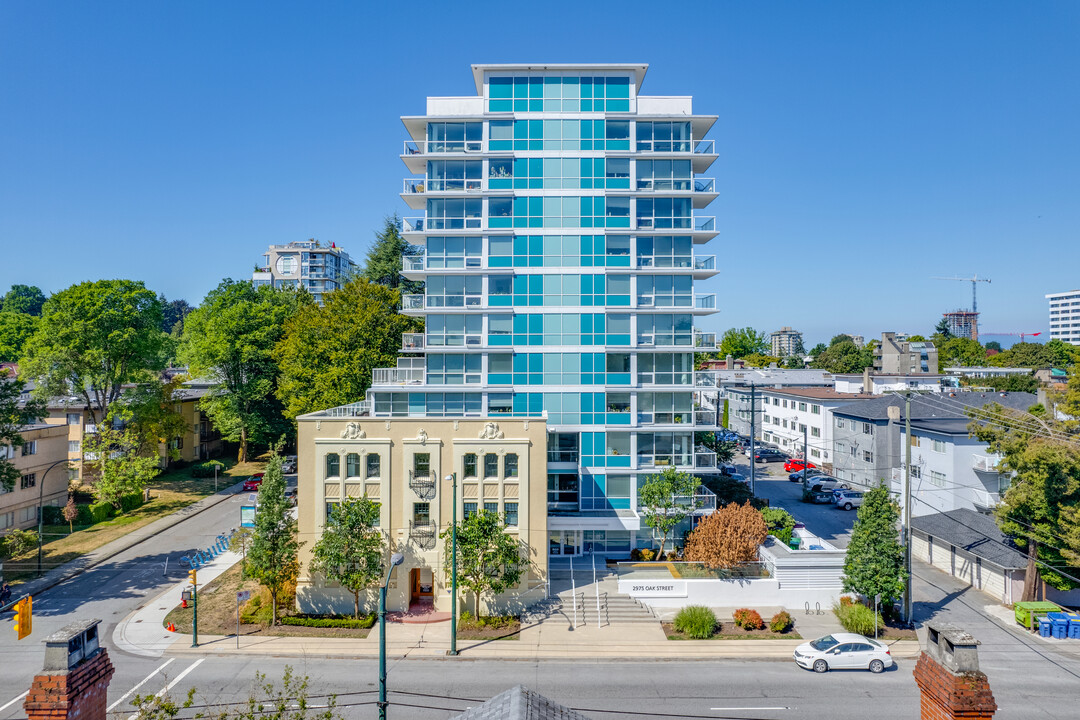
xmin=913 ymin=622 xmax=996 ymax=720
xmin=24 ymin=620 xmax=115 ymax=720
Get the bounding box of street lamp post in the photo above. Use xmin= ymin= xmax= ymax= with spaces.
xmin=37 ymin=459 xmax=71 ymax=576
xmin=444 ymin=472 xmax=458 ymax=656
xmin=378 ymin=552 xmax=404 ymax=720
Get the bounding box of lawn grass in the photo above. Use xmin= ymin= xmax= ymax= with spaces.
xmin=3 ymin=456 xmax=265 ymax=586
xmin=163 ymin=563 xmax=373 ymax=638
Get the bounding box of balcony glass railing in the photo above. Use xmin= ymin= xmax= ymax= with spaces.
xmin=972 ymin=454 xmax=1004 ymax=472
xmin=403 ymin=256 xmax=424 ymax=272
xmin=972 ymin=489 xmax=1001 ymax=508
xmin=403 ymin=140 xmax=483 ymax=155
xmin=694 ymin=178 xmax=716 ymax=193
xmin=638 ymin=255 xmax=716 ymax=269
xmin=403 ymin=178 xmax=483 ymax=193
xmin=402 ymin=295 xmax=424 ymax=310
xmin=695 ymin=294 xmax=717 ymax=309
xmin=401 ymin=333 xmax=425 ymax=351
xmin=694 ymin=255 xmax=715 ymax=270
xmin=694 ymin=139 xmax=716 ymax=154
xmin=694 ymin=216 xmax=716 ymax=231
xmin=372 ymin=367 xmax=424 ymax=385
xmin=635 ymin=178 xmax=694 ymax=191
xmin=694 ymin=331 xmax=717 ymax=349
xmin=695 ymin=409 xmax=718 ymax=426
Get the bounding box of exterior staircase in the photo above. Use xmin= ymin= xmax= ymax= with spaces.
xmin=542 ymin=559 xmax=658 ymax=627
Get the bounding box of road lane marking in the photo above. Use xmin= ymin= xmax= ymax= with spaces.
xmin=710 ymin=708 xmax=791 ymax=712
xmin=125 ymin=659 xmax=204 ymax=720
xmin=107 ymin=658 xmax=175 ymax=711
xmin=0 ymin=692 xmax=28 ymax=715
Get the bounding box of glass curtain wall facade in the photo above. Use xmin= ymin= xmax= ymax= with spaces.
xmin=376 ymin=64 xmax=720 ymax=556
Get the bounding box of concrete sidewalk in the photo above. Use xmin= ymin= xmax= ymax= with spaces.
xmin=11 ymin=482 xmax=243 ymax=599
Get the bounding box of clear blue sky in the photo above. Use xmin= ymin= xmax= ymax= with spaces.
xmin=2 ymin=1 xmax=1078 ymax=346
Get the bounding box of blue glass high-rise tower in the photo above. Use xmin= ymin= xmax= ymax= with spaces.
xmin=371 ymin=64 xmax=721 ymax=557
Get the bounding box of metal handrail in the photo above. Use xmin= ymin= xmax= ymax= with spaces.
xmin=403 ymin=140 xmax=484 ymax=155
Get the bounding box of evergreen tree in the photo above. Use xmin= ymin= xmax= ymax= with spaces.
xmin=842 ymin=485 xmax=907 ymax=604
xmin=248 ymin=456 xmax=300 ymax=625
xmin=360 ymin=215 xmax=424 ymax=294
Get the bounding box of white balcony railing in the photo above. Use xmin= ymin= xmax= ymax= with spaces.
xmin=972 ymin=454 xmax=1003 ymax=472
xmin=402 ymin=295 xmax=424 ymax=310
xmin=695 ymin=371 xmax=721 ymax=387
xmin=694 ymin=216 xmax=716 ymax=231
xmin=972 ymin=489 xmax=1001 ymax=508
xmin=402 ymin=217 xmax=425 ymax=233
xmin=403 ymin=256 xmax=424 ymax=272
xmin=403 ymin=178 xmax=483 ymax=194
xmin=695 ymin=294 xmax=717 ymax=309
xmin=403 ymin=140 xmax=483 ymax=155
xmin=635 ymin=179 xmax=694 ymax=192
xmin=640 ymin=485 xmax=717 ymax=516
xmin=695 ymin=409 xmax=718 ymax=426
xmin=694 ymin=255 xmax=715 ymax=270
xmin=372 ymin=367 xmax=424 ymax=385
xmin=695 ymin=139 xmax=716 ymax=154
xmin=694 ymin=177 xmax=716 ymax=192
xmin=637 ymin=452 xmax=717 ymax=470
xmin=694 ymin=331 xmax=717 ymax=349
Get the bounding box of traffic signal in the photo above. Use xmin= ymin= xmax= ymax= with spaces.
xmin=188 ymin=568 xmax=197 ymax=585
xmin=13 ymin=596 xmax=32 ymax=640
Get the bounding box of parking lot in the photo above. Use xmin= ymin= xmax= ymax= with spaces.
xmin=728 ymin=456 xmax=856 ymax=549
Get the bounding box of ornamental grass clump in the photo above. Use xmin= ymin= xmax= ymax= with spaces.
xmin=673 ymin=605 xmax=718 ymax=639
xmin=833 ymin=601 xmax=882 ymax=636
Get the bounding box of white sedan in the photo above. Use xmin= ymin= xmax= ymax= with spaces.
xmin=793 ymin=633 xmax=894 ymax=673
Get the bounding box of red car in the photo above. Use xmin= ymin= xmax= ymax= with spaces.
xmin=242 ymin=473 xmax=265 ymax=492
xmin=784 ymin=459 xmax=816 ymax=473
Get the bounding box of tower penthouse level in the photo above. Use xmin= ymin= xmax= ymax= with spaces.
xmin=370 ymin=63 xmax=722 ymax=557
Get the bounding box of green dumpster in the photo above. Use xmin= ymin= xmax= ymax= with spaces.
xmin=1015 ymin=601 xmax=1061 ymax=630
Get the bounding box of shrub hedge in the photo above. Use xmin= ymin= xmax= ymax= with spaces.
xmin=88 ymin=501 xmax=114 ymax=524
xmin=733 ymin=608 xmax=764 ymax=630
xmin=190 ymin=461 xmax=225 ymax=479
xmin=281 ymin=614 xmax=376 ymax=629
xmin=769 ymin=611 xmax=793 ymax=633
xmin=119 ymin=492 xmax=144 ymax=513
xmin=834 ymin=601 xmax=882 ymax=636
xmin=673 ymin=605 xmax=717 ymax=639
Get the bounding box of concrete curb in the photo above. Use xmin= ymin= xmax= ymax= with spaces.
xmin=11 ymin=482 xmax=244 ymax=598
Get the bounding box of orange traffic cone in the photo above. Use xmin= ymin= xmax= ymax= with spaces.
xmin=181 ymin=597 xmax=187 ymax=608
xmin=166 ymin=622 xmax=177 ymax=632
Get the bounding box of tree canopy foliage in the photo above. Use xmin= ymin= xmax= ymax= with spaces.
xmin=275 ymin=278 xmax=421 ymax=418
xmin=360 ymin=215 xmax=424 ymax=294
xmin=0 ymin=311 xmax=38 ymax=363
xmin=718 ymin=327 xmax=769 ymax=359
xmin=682 ymin=501 xmax=767 ymax=569
xmin=809 ymin=340 xmax=874 ymax=373
xmin=309 ymin=497 xmax=384 ymax=618
xmin=160 ymin=297 xmax=193 ymax=335
xmin=2 ymin=284 xmax=45 ymax=316
xmin=181 ymin=280 xmax=309 ymax=462
xmin=0 ymin=369 xmax=45 ymax=492
xmin=249 ymin=456 xmax=301 ymax=625
xmin=82 ymin=404 xmax=161 ymax=508
xmin=21 ymin=280 xmax=169 ymax=424
xmin=441 ymin=509 xmax=526 ymax=616
xmin=842 ymin=485 xmax=907 ymax=604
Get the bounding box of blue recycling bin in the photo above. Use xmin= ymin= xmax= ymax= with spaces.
xmin=1052 ymin=621 xmax=1068 ymax=639
xmin=1039 ymin=618 xmax=1052 ymax=637
xmin=1069 ymin=621 xmax=1080 ymax=640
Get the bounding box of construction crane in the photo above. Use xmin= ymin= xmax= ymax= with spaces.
xmin=932 ymin=275 xmax=992 ymax=314
xmin=981 ymin=331 xmax=1042 ymax=343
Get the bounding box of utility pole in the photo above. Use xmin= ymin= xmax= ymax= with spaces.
xmin=903 ymin=392 xmax=913 ymax=624
xmin=749 ymin=384 xmax=757 ymax=496
xmin=804 ymin=425 xmax=809 ymax=475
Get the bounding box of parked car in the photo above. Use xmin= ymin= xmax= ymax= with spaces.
xmin=789 ymin=468 xmax=827 ymax=482
xmin=793 ymin=633 xmax=894 ymax=673
xmin=284 ymin=486 xmax=298 ymax=506
xmin=833 ymin=489 xmax=864 ymax=511
xmin=754 ymin=448 xmax=787 ymax=463
xmin=242 ymin=473 xmax=265 ymax=492
xmin=804 ymin=476 xmax=843 ymax=493
xmin=784 ymin=459 xmax=817 ymax=473
xmin=718 ymin=462 xmax=738 ymax=476
xmin=282 ymin=455 xmax=298 ymax=473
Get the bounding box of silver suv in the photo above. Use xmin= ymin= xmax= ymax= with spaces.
xmin=833 ymin=489 xmax=864 ymax=511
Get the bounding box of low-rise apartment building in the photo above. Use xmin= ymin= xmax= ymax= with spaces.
xmin=757 ymin=387 xmax=875 ymax=466
xmin=830 ymin=390 xmax=1036 ymax=492
xmin=833 ymin=370 xmax=946 ymax=394
xmin=1 ymin=423 xmax=69 ymax=533
xmin=295 ymin=412 xmax=548 ymax=615
xmin=874 ymin=332 xmax=938 ymax=374
xmin=718 ymin=369 xmax=834 ymax=439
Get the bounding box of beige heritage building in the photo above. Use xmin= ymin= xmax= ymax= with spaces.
xmin=295 ymin=409 xmax=549 ymax=615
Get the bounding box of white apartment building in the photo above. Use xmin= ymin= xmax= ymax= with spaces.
xmin=770 ymin=326 xmax=803 ymax=358
xmin=252 ymin=239 xmax=356 ymax=306
xmin=897 ymin=419 xmax=1009 ymax=518
xmin=757 ymin=388 xmax=874 ymax=465
xmin=1046 ymin=289 xmax=1080 ymax=345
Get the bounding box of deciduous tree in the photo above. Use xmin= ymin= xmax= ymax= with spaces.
xmin=718 ymin=327 xmax=769 ymax=359
xmin=2 ymin=285 xmax=45 ymax=316
xmin=440 ymin=509 xmax=525 ymax=617
xmin=0 ymin=369 xmax=45 ymax=492
xmin=683 ymin=501 xmax=767 ymax=568
xmin=0 ymin=312 xmax=38 ymax=363
xmin=809 ymin=340 xmax=874 ymax=373
xmin=81 ymin=404 xmax=161 ymax=509
xmin=248 ymin=456 xmax=300 ymax=625
xmin=21 ymin=280 xmax=169 ymax=424
xmin=639 ymin=467 xmax=700 ymax=559
xmin=181 ymin=280 xmax=309 ymax=462
xmin=309 ymin=497 xmax=384 ymax=618
xmin=842 ymin=485 xmax=907 ymax=604
xmin=275 ymin=279 xmax=421 ymax=418
xmin=63 ymin=495 xmax=78 ymax=534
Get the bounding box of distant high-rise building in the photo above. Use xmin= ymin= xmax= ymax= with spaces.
xmin=771 ymin=326 xmax=803 ymax=357
xmin=942 ymin=310 xmax=978 ymax=341
xmin=252 ymin=240 xmax=355 ymax=306
xmin=1046 ymin=290 xmax=1080 ymax=345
